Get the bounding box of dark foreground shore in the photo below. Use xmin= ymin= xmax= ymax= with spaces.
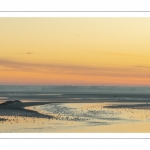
xmin=0 ymin=100 xmax=54 ymax=119
xmin=1 ymin=99 xmax=150 ymax=132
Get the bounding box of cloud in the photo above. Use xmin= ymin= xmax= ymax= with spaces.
xmin=86 ymin=51 xmax=149 ymax=58
xmin=26 ymin=52 xmax=34 ymax=55
xmin=8 ymin=52 xmax=34 ymax=55
xmin=0 ymin=58 xmax=149 ymax=78
xmin=134 ymin=66 xmax=150 ymax=69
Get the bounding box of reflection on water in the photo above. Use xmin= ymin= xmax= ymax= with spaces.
xmin=1 ymin=89 xmax=150 ymax=132
xmin=0 ymin=97 xmax=8 ymax=100
xmin=27 ymin=102 xmax=150 ymax=131
xmin=1 ymin=101 xmax=150 ymax=132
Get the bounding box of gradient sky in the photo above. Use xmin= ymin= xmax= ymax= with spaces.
xmin=0 ymin=18 xmax=150 ymax=86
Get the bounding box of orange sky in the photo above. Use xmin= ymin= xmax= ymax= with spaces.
xmin=0 ymin=18 xmax=150 ymax=86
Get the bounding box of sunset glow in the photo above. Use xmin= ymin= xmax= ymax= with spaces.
xmin=0 ymin=18 xmax=150 ymax=85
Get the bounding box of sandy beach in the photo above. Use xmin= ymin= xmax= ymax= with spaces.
xmin=1 ymin=98 xmax=150 ymax=133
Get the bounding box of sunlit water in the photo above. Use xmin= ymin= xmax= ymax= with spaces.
xmin=1 ymin=97 xmax=150 ymax=132
xmin=19 ymin=102 xmax=150 ymax=132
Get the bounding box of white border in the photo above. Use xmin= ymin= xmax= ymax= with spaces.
xmin=1 ymin=12 xmax=150 ymax=17
xmin=0 ymin=0 xmax=150 ymax=11
xmin=0 ymin=133 xmax=150 ymax=138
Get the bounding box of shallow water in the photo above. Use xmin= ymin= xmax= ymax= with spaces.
xmin=1 ymin=91 xmax=150 ymax=132
xmin=21 ymin=102 xmax=150 ymax=132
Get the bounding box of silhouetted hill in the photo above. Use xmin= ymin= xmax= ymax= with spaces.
xmin=0 ymin=100 xmax=22 ymax=106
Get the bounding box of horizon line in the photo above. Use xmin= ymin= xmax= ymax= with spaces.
xmin=1 ymin=84 xmax=150 ymax=87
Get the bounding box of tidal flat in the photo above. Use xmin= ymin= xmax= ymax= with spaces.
xmin=1 ymin=91 xmax=150 ymax=132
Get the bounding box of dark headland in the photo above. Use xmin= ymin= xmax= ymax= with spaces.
xmin=0 ymin=100 xmax=53 ymax=119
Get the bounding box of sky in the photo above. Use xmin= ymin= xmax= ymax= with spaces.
xmin=0 ymin=18 xmax=150 ymax=86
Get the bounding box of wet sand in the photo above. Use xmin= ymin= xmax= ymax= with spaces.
xmin=1 ymin=100 xmax=150 ymax=132
xmin=1 ymin=87 xmax=150 ymax=132
xmin=1 ymin=116 xmax=150 ymax=133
